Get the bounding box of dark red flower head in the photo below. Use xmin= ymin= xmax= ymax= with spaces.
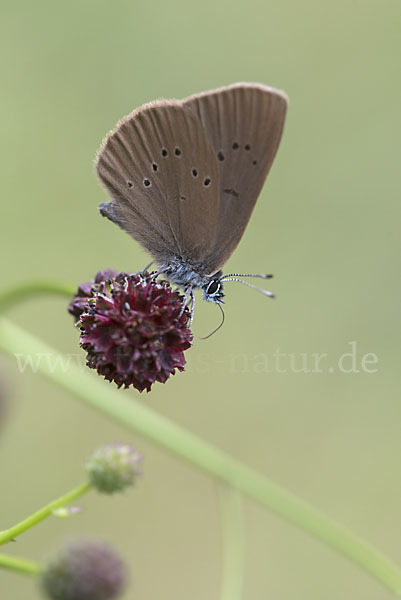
xmin=68 ymin=270 xmax=118 ymax=320
xmin=73 ymin=272 xmax=192 ymax=392
xmin=40 ymin=538 xmax=126 ymax=600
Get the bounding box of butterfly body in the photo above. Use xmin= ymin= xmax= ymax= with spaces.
xmin=159 ymin=258 xmax=225 ymax=303
xmin=96 ymin=83 xmax=287 ymax=310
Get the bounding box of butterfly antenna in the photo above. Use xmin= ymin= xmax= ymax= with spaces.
xmin=220 ymin=277 xmax=275 ymax=298
xmin=200 ymin=303 xmax=225 ymax=340
xmin=223 ymin=273 xmax=273 ymax=279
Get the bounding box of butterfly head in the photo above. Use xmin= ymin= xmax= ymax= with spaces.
xmin=202 ymin=272 xmax=225 ymax=304
xmin=159 ymin=259 xmax=225 ymax=303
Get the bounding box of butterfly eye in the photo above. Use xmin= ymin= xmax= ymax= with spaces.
xmin=217 ymin=151 xmax=225 ymax=161
xmin=207 ymin=280 xmax=220 ymax=295
xmin=126 ymin=181 xmax=133 ymax=188
xmin=203 ymin=177 xmax=211 ymax=187
xmin=174 ymin=147 xmax=182 ymax=156
xmin=152 ymin=163 xmax=158 ymax=172
xmin=245 ymin=144 xmax=251 ymax=151
xmin=191 ymin=168 xmax=198 ymax=177
xmin=232 ymin=142 xmax=239 ymax=150
xmin=143 ymin=179 xmax=151 ymax=187
xmin=252 ymin=160 xmax=258 ymax=166
xmin=161 ymin=148 xmax=168 ymax=157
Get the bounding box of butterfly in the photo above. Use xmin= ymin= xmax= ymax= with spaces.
xmin=96 ymin=83 xmax=287 ymax=324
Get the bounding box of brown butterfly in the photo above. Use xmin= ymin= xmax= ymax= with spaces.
xmin=96 ymin=83 xmax=287 ymax=324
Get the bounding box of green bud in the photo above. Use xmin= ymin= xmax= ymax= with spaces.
xmin=86 ymin=443 xmax=142 ymax=494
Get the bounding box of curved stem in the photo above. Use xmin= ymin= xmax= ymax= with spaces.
xmin=0 ymin=318 xmax=401 ymax=595
xmin=0 ymin=553 xmax=41 ymax=575
xmin=0 ymin=481 xmax=91 ymax=546
xmin=219 ymin=485 xmax=244 ymax=600
xmin=0 ymin=281 xmax=75 ymax=313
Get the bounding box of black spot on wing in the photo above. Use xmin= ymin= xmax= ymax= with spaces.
xmin=223 ymin=188 xmax=239 ymax=198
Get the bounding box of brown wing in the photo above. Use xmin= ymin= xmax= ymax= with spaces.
xmin=183 ymin=83 xmax=288 ymax=274
xmin=96 ymin=101 xmax=221 ymax=266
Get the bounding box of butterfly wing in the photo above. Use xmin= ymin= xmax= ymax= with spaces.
xmin=96 ymin=101 xmax=221 ymax=267
xmin=183 ymin=83 xmax=288 ymax=274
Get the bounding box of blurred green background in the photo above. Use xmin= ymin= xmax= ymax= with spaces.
xmin=1 ymin=0 xmax=400 ymax=598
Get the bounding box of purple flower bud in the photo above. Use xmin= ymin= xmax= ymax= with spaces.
xmin=76 ymin=272 xmax=192 ymax=392
xmin=40 ymin=539 xmax=126 ymax=600
xmin=87 ymin=443 xmax=142 ymax=494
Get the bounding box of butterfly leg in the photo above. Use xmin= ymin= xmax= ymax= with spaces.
xmin=179 ymin=286 xmax=192 ymax=318
xmin=140 ymin=268 xmax=159 ymax=282
xmin=178 ymin=286 xmax=196 ymax=326
xmin=189 ymin=290 xmax=195 ymax=327
xmin=141 ymin=261 xmax=155 ymax=273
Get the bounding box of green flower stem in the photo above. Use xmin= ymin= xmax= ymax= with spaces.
xmin=0 ymin=481 xmax=92 ymax=546
xmin=0 ymin=318 xmax=401 ymax=595
xmin=0 ymin=553 xmax=41 ymax=575
xmin=219 ymin=485 xmax=244 ymax=600
xmin=0 ymin=281 xmax=75 ymax=313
